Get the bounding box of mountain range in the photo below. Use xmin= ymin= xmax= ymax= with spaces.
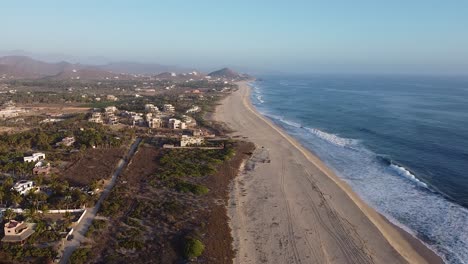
xmin=0 ymin=55 xmax=247 ymax=80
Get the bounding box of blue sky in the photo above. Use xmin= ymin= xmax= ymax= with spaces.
xmin=2 ymin=0 xmax=468 ymax=74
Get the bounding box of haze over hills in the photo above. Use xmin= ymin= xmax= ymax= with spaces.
xmin=0 ymin=55 xmax=249 ymax=81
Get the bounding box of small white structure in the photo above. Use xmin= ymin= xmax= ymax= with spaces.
xmin=168 ymin=118 xmax=186 ymax=129
xmin=180 ymin=135 xmax=204 ymax=147
xmin=106 ymin=95 xmax=118 ymax=101
xmin=186 ymin=105 xmax=200 ymax=114
xmin=163 ymin=104 xmax=175 ymax=112
xmin=105 ymin=106 xmax=118 ymax=113
xmin=23 ymin=153 xmax=45 ymax=163
xmin=12 ymin=180 xmax=35 ymax=195
xmin=56 ymin=137 xmax=75 ymax=147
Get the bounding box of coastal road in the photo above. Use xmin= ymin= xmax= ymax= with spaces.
xmin=215 ymin=83 xmax=438 ymax=264
xmin=59 ymin=138 xmax=142 ymax=264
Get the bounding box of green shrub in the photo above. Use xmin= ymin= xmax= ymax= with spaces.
xmin=184 ymin=238 xmax=205 ymax=259
xmin=175 ymin=181 xmax=209 ymax=195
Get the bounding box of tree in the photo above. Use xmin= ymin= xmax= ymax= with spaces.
xmin=0 ymin=189 xmax=4 ymax=206
xmin=10 ymin=192 xmax=22 ymax=207
xmin=4 ymin=208 xmax=16 ymax=221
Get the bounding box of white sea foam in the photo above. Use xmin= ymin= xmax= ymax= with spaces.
xmin=305 ymin=127 xmax=357 ymax=147
xmin=389 ymin=164 xmax=429 ymax=189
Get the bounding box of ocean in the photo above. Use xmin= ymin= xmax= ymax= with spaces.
xmin=250 ymin=75 xmax=468 ymax=264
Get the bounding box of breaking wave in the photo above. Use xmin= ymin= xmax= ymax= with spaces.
xmin=389 ymin=164 xmax=429 ymax=189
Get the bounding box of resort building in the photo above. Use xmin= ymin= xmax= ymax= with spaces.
xmin=168 ymin=118 xmax=186 ymax=129
xmin=33 ymin=161 xmax=51 ymax=175
xmin=1 ymin=220 xmax=36 ymax=244
xmin=148 ymin=117 xmax=163 ymax=128
xmin=12 ymin=180 xmax=35 ymax=195
xmin=89 ymin=112 xmax=103 ymax=124
xmin=180 ymin=135 xmax=204 ymax=147
xmin=163 ymin=104 xmax=175 ymax=112
xmin=145 ymin=104 xmax=159 ymax=113
xmin=23 ymin=153 xmax=45 ymax=163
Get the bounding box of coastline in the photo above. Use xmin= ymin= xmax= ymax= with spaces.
xmin=214 ymin=81 xmax=443 ymax=264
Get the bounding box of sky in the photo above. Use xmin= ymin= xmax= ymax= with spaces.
xmin=2 ymin=0 xmax=468 ymax=74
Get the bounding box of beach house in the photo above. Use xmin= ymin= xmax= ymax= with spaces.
xmin=23 ymin=153 xmax=45 ymax=163
xmin=12 ymin=180 xmax=35 ymax=195
xmin=1 ymin=220 xmax=36 ymax=244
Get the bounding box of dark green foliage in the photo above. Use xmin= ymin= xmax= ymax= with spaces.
xmin=70 ymin=247 xmax=91 ymax=264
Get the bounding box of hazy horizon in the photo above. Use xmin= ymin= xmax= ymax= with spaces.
xmin=2 ymin=1 xmax=468 ymax=75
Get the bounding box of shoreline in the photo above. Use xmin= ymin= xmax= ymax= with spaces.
xmin=215 ymin=81 xmax=444 ymax=264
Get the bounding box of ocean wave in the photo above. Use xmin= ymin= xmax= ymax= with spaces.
xmin=304 ymin=127 xmax=357 ymax=148
xmin=389 ymin=164 xmax=429 ymax=189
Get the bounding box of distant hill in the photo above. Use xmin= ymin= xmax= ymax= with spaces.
xmin=0 ymin=56 xmax=131 ymax=80
xmin=206 ymin=67 xmax=252 ymax=80
xmin=0 ymin=56 xmax=75 ymax=79
xmin=208 ymin=68 xmax=240 ymax=78
xmin=97 ymin=62 xmax=192 ymax=75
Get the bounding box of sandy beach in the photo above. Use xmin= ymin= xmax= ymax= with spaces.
xmin=214 ymin=81 xmax=443 ymax=264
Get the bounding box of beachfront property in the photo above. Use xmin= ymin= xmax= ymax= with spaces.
xmin=56 ymin=136 xmax=75 ymax=147
xmin=168 ymin=118 xmax=186 ymax=129
xmin=1 ymin=220 xmax=36 ymax=244
xmin=180 ymin=135 xmax=204 ymax=147
xmin=12 ymin=180 xmax=35 ymax=195
xmin=23 ymin=153 xmax=46 ymax=163
xmin=163 ymin=104 xmax=175 ymax=112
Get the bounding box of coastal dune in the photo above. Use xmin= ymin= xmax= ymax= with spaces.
xmin=214 ymin=82 xmax=442 ymax=264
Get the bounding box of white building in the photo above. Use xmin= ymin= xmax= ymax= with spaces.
xmin=89 ymin=112 xmax=103 ymax=124
xmin=23 ymin=153 xmax=45 ymax=163
xmin=168 ymin=118 xmax=186 ymax=129
xmin=180 ymin=135 xmax=204 ymax=147
xmin=12 ymin=180 xmax=35 ymax=195
xmin=186 ymin=105 xmax=200 ymax=114
xmin=105 ymin=106 xmax=118 ymax=113
xmin=163 ymin=104 xmax=175 ymax=112
xmin=148 ymin=117 xmax=163 ymax=128
xmin=144 ymin=104 xmax=159 ymax=113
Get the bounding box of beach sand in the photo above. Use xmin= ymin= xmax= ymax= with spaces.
xmin=214 ymin=81 xmax=443 ymax=264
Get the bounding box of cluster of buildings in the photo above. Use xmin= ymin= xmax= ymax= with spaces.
xmin=87 ymin=103 xmax=200 ymax=131
xmin=23 ymin=152 xmax=51 ymax=176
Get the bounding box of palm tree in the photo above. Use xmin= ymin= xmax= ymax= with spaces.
xmin=4 ymin=208 xmax=16 ymax=221
xmin=10 ymin=193 xmax=22 ymax=207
